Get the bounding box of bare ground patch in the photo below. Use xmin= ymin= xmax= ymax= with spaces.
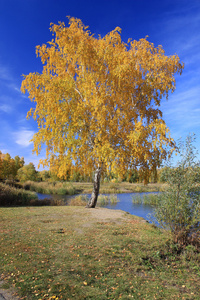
xmin=71 ymin=207 xmax=145 ymax=233
xmin=0 ymin=280 xmax=20 ymax=300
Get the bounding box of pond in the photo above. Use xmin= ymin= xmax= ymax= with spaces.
xmin=37 ymin=192 xmax=157 ymax=222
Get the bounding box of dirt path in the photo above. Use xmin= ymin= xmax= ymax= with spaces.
xmin=87 ymin=207 xmax=131 ymax=221
xmin=0 ymin=281 xmax=20 ymax=300
xmin=71 ymin=207 xmax=147 ymax=234
xmin=84 ymin=207 xmax=147 ymax=224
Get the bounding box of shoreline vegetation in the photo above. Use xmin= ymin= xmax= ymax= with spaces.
xmin=1 ymin=206 xmax=200 ymax=299
xmin=68 ymin=194 xmax=120 ymax=207
xmin=23 ymin=180 xmax=167 ymax=195
xmin=0 ymin=181 xmax=167 ymax=207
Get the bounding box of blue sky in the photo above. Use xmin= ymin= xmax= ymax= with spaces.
xmin=0 ymin=0 xmax=200 ymax=169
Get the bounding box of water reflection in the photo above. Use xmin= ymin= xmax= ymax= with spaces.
xmin=37 ymin=192 xmax=156 ymax=221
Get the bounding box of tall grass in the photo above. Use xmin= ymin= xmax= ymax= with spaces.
xmin=23 ymin=181 xmax=76 ymax=195
xmin=0 ymin=182 xmax=38 ymax=206
xmin=97 ymin=194 xmax=119 ymax=206
xmin=21 ymin=181 xmax=167 ymax=195
xmin=68 ymin=195 xmax=88 ymax=206
xmin=0 ymin=182 xmax=65 ymax=207
xmin=129 ymin=184 xmax=166 ymax=193
xmin=68 ymin=194 xmax=119 ymax=207
xmin=100 ymin=182 xmax=167 ymax=194
xmin=132 ymin=193 xmax=160 ymax=206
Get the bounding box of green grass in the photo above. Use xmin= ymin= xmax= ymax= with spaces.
xmin=0 ymin=206 xmax=200 ymax=299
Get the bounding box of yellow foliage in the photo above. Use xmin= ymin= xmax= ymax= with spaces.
xmin=21 ymin=17 xmax=184 ymax=179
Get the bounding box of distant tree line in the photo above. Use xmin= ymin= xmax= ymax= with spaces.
xmin=2 ymin=150 xmax=199 ymax=184
xmin=0 ymin=152 xmax=25 ymax=180
xmin=0 ymin=152 xmax=45 ymax=182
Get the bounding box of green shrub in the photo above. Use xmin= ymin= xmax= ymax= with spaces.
xmin=151 ymin=134 xmax=200 ymax=248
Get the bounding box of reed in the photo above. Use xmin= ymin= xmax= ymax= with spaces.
xmin=97 ymin=194 xmax=119 ymax=206
xmin=0 ymin=182 xmax=38 ymax=206
xmin=109 ymin=194 xmax=119 ymax=205
xmin=23 ymin=181 xmax=77 ymax=195
xmin=68 ymin=195 xmax=89 ymax=206
xmin=132 ymin=193 xmax=160 ymax=206
xmin=0 ymin=182 xmax=66 ymax=207
xmin=97 ymin=195 xmax=110 ymax=206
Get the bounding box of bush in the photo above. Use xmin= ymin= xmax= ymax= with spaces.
xmin=159 ymin=167 xmax=171 ymax=182
xmin=152 ymin=134 xmax=200 ymax=248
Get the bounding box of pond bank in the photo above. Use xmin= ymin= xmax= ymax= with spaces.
xmin=37 ymin=192 xmax=158 ymax=221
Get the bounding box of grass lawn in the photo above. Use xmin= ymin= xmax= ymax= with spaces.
xmin=0 ymin=206 xmax=199 ymax=299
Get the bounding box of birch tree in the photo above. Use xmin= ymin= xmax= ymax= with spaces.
xmin=21 ymin=17 xmax=184 ymax=207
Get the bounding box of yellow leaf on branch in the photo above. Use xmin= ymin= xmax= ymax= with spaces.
xmin=21 ymin=16 xmax=184 ymax=207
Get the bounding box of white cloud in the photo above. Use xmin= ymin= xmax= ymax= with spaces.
xmin=0 ymin=104 xmax=12 ymax=113
xmin=154 ymin=2 xmax=200 ymax=65
xmin=8 ymin=83 xmax=21 ymax=93
xmin=14 ymin=129 xmax=34 ymax=147
xmin=0 ymin=64 xmax=11 ymax=81
xmin=0 ymin=62 xmax=22 ymax=94
xmin=158 ymin=84 xmax=200 ymax=154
